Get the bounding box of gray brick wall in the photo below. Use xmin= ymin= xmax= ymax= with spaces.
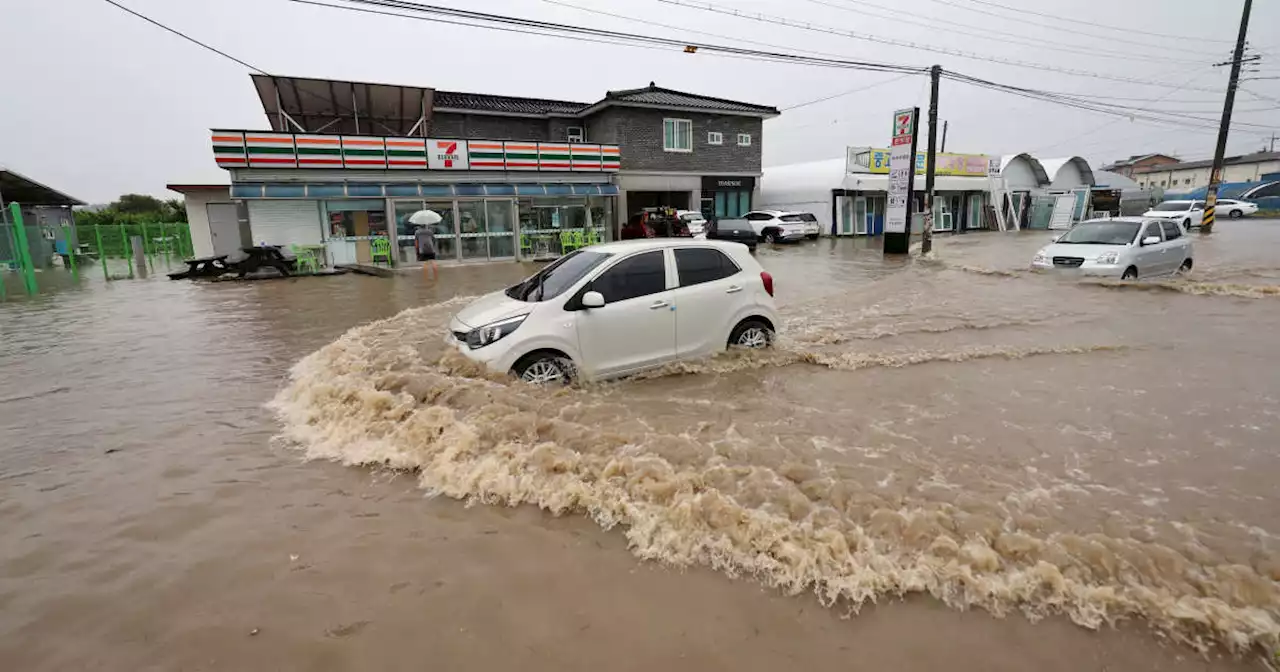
xmin=428 ymin=113 xmax=550 ymax=141
xmin=424 ymin=107 xmax=764 ymax=173
xmin=583 ymin=108 xmax=763 ymax=173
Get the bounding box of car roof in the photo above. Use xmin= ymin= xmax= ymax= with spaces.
xmin=1078 ymin=216 xmax=1149 ymax=224
xmin=586 ymin=238 xmax=749 ymax=254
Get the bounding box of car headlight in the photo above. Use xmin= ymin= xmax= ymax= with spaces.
xmin=1032 ymin=252 xmax=1050 ymax=265
xmin=1094 ymin=251 xmax=1120 ymax=265
xmin=465 ymin=314 xmax=527 ymax=349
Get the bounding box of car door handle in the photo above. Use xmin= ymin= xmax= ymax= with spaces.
xmin=726 ymin=285 xmax=743 ymax=293
xmin=649 ymin=300 xmax=670 ymax=310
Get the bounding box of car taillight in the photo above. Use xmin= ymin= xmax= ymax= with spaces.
xmin=760 ymin=271 xmax=774 ymax=297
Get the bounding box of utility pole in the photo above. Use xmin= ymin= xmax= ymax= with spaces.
xmin=1269 ymin=132 xmax=1277 ymax=153
xmin=940 ymin=120 xmax=948 ymax=153
xmin=921 ymin=65 xmax=941 ymax=256
xmin=1203 ymin=0 xmax=1253 ymax=234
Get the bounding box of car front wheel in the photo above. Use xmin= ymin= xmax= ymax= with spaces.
xmin=1122 ymin=266 xmax=1139 ymax=280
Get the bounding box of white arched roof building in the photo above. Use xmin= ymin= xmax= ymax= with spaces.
xmin=999 ymin=153 xmax=1050 ymax=190
xmin=1039 ymin=156 xmax=1096 ymax=191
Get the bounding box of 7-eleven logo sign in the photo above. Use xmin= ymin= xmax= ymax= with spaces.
xmin=435 ymin=141 xmax=459 ymax=167
xmin=893 ymin=111 xmax=914 ymax=139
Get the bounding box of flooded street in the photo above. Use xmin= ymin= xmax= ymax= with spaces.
xmin=2 ymin=222 xmax=1278 ymax=671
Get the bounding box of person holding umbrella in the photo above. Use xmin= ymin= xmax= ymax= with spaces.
xmin=409 ymin=209 xmax=442 ymax=280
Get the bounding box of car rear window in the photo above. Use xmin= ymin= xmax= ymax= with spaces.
xmin=675 ymin=247 xmax=740 ymax=287
xmin=717 ymin=220 xmax=751 ymax=232
xmin=780 ymin=214 xmax=804 ymax=222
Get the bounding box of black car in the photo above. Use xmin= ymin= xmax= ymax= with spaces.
xmin=706 ymin=219 xmax=757 ymax=251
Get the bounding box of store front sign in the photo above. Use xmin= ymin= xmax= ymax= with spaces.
xmin=701 ymin=175 xmax=757 ymax=191
xmin=885 ymin=108 xmax=918 ymax=235
xmin=864 ymin=148 xmax=993 ymax=177
xmin=212 ymin=130 xmax=619 ymax=173
xmin=427 ymin=139 xmax=469 ymax=170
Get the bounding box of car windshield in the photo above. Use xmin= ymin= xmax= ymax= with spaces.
xmin=680 ymin=213 xmax=704 ymax=222
xmin=1056 ymin=221 xmax=1141 ymax=245
xmin=1151 ymin=202 xmax=1189 ymax=212
xmin=505 ymin=250 xmax=612 ymax=302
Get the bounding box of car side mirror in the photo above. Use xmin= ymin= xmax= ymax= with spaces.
xmin=581 ymin=291 xmax=605 ymax=308
xmin=1142 ymin=236 xmax=1161 ymax=246
xmin=1051 ymin=234 xmax=1061 ymax=242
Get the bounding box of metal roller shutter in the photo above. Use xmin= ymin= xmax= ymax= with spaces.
xmin=246 ymin=200 xmax=323 ymax=246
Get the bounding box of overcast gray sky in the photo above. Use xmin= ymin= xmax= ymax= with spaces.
xmin=3 ymin=0 xmax=1277 ymax=203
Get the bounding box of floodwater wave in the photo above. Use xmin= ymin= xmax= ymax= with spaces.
xmin=270 ymin=302 xmax=1280 ymax=657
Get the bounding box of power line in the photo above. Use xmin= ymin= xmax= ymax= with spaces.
xmin=925 ymin=0 xmax=1237 ymax=45
xmin=535 ymin=0 xmax=917 ymax=69
xmin=799 ymin=0 xmax=1204 ymax=64
xmin=99 ymin=0 xmax=267 ymax=73
xmin=657 ymin=0 xmax=1227 ymax=91
xmin=298 ymin=0 xmax=928 ymax=75
xmin=780 ymin=73 xmax=916 ymax=111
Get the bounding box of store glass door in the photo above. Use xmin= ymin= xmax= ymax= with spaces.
xmin=393 ymin=199 xmax=457 ymax=262
xmin=854 ymin=197 xmax=868 ymax=235
xmin=486 ymin=200 xmax=516 ymax=259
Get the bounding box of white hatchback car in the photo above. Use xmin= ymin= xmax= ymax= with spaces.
xmin=676 ymin=209 xmax=708 ymax=237
xmin=1031 ymin=217 xmax=1193 ymax=279
xmin=448 ymin=239 xmax=780 ymax=383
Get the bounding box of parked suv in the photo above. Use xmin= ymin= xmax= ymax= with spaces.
xmin=1143 ymin=200 xmax=1204 ymax=229
xmin=739 ymin=210 xmax=809 ymax=243
xmin=448 ymin=240 xmax=779 ymax=383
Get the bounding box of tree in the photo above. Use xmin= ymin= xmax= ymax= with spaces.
xmin=115 ymin=194 xmax=165 ymax=214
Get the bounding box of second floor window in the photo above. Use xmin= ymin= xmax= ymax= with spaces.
xmin=664 ymin=118 xmax=693 ymax=152
xmin=707 ymin=131 xmax=723 ymax=145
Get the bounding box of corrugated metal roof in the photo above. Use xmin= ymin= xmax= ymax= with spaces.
xmin=433 ymin=91 xmax=587 ymax=115
xmin=604 ymin=85 xmax=778 ymax=114
xmin=1132 ymin=151 xmax=1280 ymax=174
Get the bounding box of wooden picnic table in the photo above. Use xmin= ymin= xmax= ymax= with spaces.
xmin=168 ymin=254 xmax=232 ymax=280
xmin=167 ymin=245 xmax=296 ymax=280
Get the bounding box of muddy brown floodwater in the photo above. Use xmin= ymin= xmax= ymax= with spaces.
xmin=2 ymin=222 xmax=1279 ymax=671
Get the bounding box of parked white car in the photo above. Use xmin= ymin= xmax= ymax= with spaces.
xmin=1215 ymin=199 xmax=1259 ymax=218
xmin=738 ymin=210 xmax=809 ymax=243
xmin=676 ymin=210 xmax=708 ymax=237
xmin=448 ymin=239 xmax=780 ymax=383
xmin=1030 ymin=217 xmax=1193 ymax=279
xmin=1143 ymin=200 xmax=1204 ymax=229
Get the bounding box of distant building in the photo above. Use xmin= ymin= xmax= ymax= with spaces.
xmin=1100 ymin=153 xmax=1180 ymax=178
xmin=1 ymin=166 xmax=83 ymax=268
xmin=1132 ymin=151 xmax=1280 ymax=191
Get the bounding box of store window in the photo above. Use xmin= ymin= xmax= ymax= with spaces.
xmin=663 ymin=118 xmax=693 ymax=152
xmin=713 ymin=191 xmax=751 ymax=219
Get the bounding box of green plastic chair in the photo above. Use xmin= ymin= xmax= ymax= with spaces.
xmin=571 ymin=229 xmax=586 ymax=249
xmin=559 ymin=230 xmax=580 ymax=253
xmin=584 ymin=228 xmax=600 ymax=246
xmin=371 ymin=237 xmax=392 ymax=265
xmin=291 ymin=244 xmax=320 ymax=274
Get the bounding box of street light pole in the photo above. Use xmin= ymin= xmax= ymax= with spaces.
xmin=1203 ymin=0 xmax=1253 ymax=234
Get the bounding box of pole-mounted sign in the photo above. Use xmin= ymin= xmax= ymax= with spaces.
xmin=884 ymin=107 xmax=919 ymax=255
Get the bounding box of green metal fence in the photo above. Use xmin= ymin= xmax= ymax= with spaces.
xmin=1 ymin=203 xmax=193 ymax=297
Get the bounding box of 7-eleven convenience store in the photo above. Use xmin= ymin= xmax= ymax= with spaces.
xmin=206 ymin=75 xmax=621 ymax=266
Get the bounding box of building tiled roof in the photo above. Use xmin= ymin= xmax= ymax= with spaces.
xmin=1101 ymin=153 xmax=1176 ymax=170
xmin=603 ymin=84 xmax=779 ymax=115
xmin=1132 ymin=151 xmax=1280 ymax=174
xmin=433 ymin=84 xmax=778 ymax=117
xmin=433 ymin=90 xmax=588 ymax=116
